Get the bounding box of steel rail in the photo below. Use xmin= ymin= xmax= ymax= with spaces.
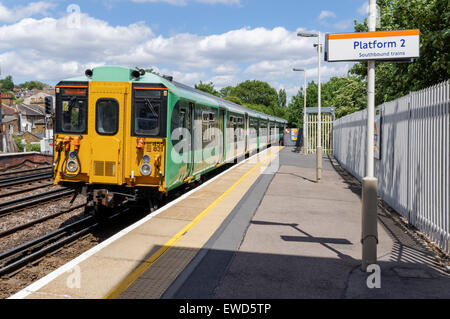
xmin=0 ymin=188 xmax=75 ymax=216
xmin=0 ymin=203 xmax=86 ymax=238
xmin=0 ymin=166 xmax=52 ymax=178
xmin=0 ymin=182 xmax=54 ymax=199
xmin=0 ymin=172 xmax=53 ymax=188
xmin=0 ymin=207 xmax=130 ymax=277
xmin=0 ymin=216 xmax=97 ymax=276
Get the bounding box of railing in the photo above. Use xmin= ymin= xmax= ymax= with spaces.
xmin=306 ymin=113 xmax=333 ymax=155
xmin=333 ymin=80 xmax=449 ymax=253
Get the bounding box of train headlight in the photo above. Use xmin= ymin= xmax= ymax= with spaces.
xmin=142 ymin=154 xmax=151 ymax=163
xmin=140 ymin=163 xmax=152 ymax=176
xmin=66 ymin=159 xmax=78 ymax=173
xmin=69 ymin=151 xmax=77 ymax=160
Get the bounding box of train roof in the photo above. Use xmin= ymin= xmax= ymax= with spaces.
xmin=62 ymin=66 xmax=287 ymax=123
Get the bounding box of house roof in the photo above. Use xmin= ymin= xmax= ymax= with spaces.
xmin=1 ymin=104 xmax=17 ymax=116
xmin=17 ymin=103 xmax=45 ymax=116
xmin=2 ymin=115 xmax=17 ymax=123
xmin=15 ymin=131 xmax=43 ymax=139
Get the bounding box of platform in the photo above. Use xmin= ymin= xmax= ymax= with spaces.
xmin=10 ymin=146 xmax=450 ymax=299
xmin=10 ymin=146 xmax=282 ymax=299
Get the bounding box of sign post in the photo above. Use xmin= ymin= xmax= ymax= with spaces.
xmin=324 ymin=0 xmax=419 ymax=271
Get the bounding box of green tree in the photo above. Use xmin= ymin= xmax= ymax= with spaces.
xmin=19 ymin=81 xmax=47 ymax=90
xmin=286 ymin=90 xmax=306 ymax=128
xmin=0 ymin=75 xmax=14 ymax=91
xmin=231 ymin=80 xmax=279 ymax=108
xmin=350 ymin=0 xmax=449 ymax=104
xmin=224 ymin=96 xmax=243 ymax=105
xmin=304 ymin=81 xmax=319 ymax=107
xmin=219 ymin=86 xmax=234 ymax=98
xmin=325 ymin=76 xmax=367 ymax=118
xmin=277 ymin=88 xmax=287 ymax=108
xmin=195 ymin=81 xmax=220 ymax=97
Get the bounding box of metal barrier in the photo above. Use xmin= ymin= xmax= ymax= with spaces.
xmin=333 ymin=80 xmax=449 ymax=253
xmin=305 ymin=107 xmax=334 ymax=155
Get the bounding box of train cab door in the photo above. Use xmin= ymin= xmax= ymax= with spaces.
xmin=218 ymin=108 xmax=226 ymax=164
xmin=88 ymin=82 xmax=128 ymax=185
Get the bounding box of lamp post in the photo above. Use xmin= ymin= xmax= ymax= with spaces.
xmin=297 ymin=31 xmax=322 ymax=182
xmin=293 ymin=68 xmax=307 ymax=154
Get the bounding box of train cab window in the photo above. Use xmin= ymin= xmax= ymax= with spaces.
xmin=61 ymin=98 xmax=87 ymax=133
xmin=134 ymin=98 xmax=160 ymax=136
xmin=96 ymin=98 xmax=119 ymax=135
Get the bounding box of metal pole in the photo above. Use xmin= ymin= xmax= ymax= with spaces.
xmin=361 ymin=0 xmax=378 ymax=271
xmin=316 ymin=32 xmax=322 ymax=182
xmin=303 ymin=71 xmax=307 ymax=154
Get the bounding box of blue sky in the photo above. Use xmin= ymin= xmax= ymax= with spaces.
xmin=0 ymin=0 xmax=370 ymax=100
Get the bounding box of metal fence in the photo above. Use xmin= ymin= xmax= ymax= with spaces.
xmin=305 ymin=107 xmax=335 ymax=155
xmin=333 ymin=80 xmax=449 ymax=253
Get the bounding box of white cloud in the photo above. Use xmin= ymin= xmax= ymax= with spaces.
xmin=0 ymin=1 xmax=55 ymax=23
xmin=333 ymin=19 xmax=352 ymax=30
xmin=357 ymin=2 xmax=369 ymax=15
xmin=318 ymin=10 xmax=336 ymax=20
xmin=208 ymin=74 xmax=238 ymax=87
xmin=212 ymin=64 xmax=240 ymax=75
xmin=0 ymin=14 xmax=153 ymax=61
xmin=0 ymin=7 xmax=351 ymax=104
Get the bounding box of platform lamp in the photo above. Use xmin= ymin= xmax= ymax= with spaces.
xmin=297 ymin=31 xmax=322 ymax=182
xmin=293 ymin=68 xmax=307 ymax=154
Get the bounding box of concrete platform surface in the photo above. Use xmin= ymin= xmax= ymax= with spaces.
xmin=168 ymin=147 xmax=450 ymax=299
xmin=10 ymin=147 xmax=282 ymax=299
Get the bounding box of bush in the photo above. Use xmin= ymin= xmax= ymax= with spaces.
xmin=27 ymin=144 xmax=41 ymax=152
xmin=12 ymin=135 xmax=24 ymax=152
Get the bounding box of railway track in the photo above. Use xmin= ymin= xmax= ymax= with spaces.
xmin=0 ymin=203 xmax=86 ymax=238
xmin=0 ymin=182 xmax=55 ymax=200
xmin=0 ymin=166 xmax=52 ymax=178
xmin=0 ymin=188 xmax=75 ymax=217
xmin=0 ymin=170 xmax=53 ymax=189
xmin=0 ymin=215 xmax=97 ymax=277
xmin=0 ymin=207 xmax=129 ymax=277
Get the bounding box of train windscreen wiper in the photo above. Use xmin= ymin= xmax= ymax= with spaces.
xmin=144 ymin=99 xmax=158 ymax=118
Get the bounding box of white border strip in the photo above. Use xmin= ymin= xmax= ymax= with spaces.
xmin=9 ymin=148 xmax=274 ymax=299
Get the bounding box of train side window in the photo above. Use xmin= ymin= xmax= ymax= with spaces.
xmin=96 ymin=98 xmax=119 ymax=135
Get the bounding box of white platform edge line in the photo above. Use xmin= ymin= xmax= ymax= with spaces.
xmin=9 ymin=147 xmax=275 ymax=299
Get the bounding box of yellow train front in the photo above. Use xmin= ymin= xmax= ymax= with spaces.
xmin=52 ymin=66 xmax=287 ymax=215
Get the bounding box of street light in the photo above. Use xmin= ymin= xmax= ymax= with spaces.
xmin=293 ymin=68 xmax=307 ymax=154
xmin=297 ymin=31 xmax=322 ymax=182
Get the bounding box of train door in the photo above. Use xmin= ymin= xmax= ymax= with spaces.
xmin=89 ymin=81 xmax=128 ymax=185
xmin=187 ymin=102 xmax=195 ymax=176
xmin=218 ymin=108 xmax=226 ymax=164
xmin=233 ymin=116 xmax=238 ymax=155
xmin=244 ymin=113 xmax=248 ymax=153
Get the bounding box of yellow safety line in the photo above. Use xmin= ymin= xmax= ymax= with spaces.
xmin=104 ymin=148 xmax=278 ymax=299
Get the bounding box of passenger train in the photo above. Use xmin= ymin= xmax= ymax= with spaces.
xmin=51 ymin=66 xmax=287 ymax=215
